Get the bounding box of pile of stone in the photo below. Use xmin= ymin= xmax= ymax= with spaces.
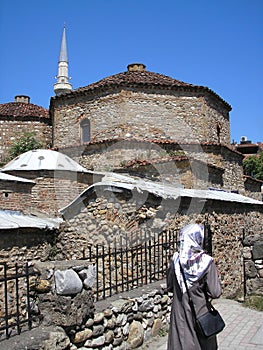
xmin=70 ymin=287 xmax=172 ymax=349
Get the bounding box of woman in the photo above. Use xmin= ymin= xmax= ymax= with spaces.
xmin=167 ymin=223 xmax=222 ymax=350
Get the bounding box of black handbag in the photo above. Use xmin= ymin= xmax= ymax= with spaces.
xmin=179 ymin=261 xmax=225 ymax=338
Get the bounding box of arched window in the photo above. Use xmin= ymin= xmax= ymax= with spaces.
xmin=80 ymin=118 xmax=90 ymax=143
xmin=216 ymin=123 xmax=221 ymax=143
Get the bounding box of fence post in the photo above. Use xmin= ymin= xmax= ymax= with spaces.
xmin=204 ymin=219 xmax=213 ymax=256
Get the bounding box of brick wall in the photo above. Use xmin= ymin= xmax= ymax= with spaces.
xmin=3 ymin=170 xmax=93 ymax=216
xmin=0 ymin=180 xmax=34 ymax=211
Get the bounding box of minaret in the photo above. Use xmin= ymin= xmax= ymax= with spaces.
xmin=54 ymin=26 xmax=72 ymax=96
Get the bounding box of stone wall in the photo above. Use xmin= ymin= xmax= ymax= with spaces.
xmin=0 ymin=228 xmax=57 ymax=264
xmin=244 ymin=176 xmax=263 ymax=201
xmin=61 ymin=140 xmax=252 ymax=197
xmin=0 ymin=119 xmax=51 ymax=165
xmin=29 ymin=260 xmax=95 ymax=328
xmin=52 ymin=88 xmax=230 ymax=149
xmin=1 ymin=187 xmax=262 ymax=298
xmin=181 ymin=143 xmax=245 ymax=192
xmin=1 ymin=275 xmax=171 ymax=350
xmin=243 ymin=233 xmax=263 ymax=296
xmin=0 ymin=259 xmax=95 ymax=350
xmin=57 ymin=190 xmax=263 ymax=298
xmin=70 ymin=281 xmax=171 ymax=349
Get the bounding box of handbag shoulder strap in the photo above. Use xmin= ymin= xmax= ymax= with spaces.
xmin=179 ymin=261 xmax=197 ymax=320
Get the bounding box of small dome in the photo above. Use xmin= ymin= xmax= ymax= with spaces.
xmin=0 ymin=100 xmax=49 ymax=119
xmin=1 ymin=149 xmax=88 ymax=173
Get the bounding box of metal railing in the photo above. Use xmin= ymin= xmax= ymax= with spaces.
xmin=86 ymin=229 xmax=178 ymax=301
xmin=0 ymin=262 xmax=37 ymax=340
xmin=0 ymin=229 xmax=178 ymax=339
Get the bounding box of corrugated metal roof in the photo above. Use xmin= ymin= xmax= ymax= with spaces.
xmin=0 ymin=210 xmax=62 ymax=230
xmin=1 ymin=149 xmax=88 ymax=173
xmin=59 ymin=172 xmax=263 ymax=218
xmin=0 ymin=172 xmax=35 ymax=183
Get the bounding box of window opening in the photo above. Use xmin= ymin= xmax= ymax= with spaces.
xmin=80 ymin=118 xmax=90 ymax=143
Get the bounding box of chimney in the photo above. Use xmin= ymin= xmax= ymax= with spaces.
xmin=15 ymin=95 xmax=30 ymax=104
xmin=127 ymin=63 xmax=146 ymax=72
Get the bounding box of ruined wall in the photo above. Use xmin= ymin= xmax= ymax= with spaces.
xmin=52 ymin=89 xmax=230 ymax=149
xmin=244 ymin=176 xmax=263 ymax=201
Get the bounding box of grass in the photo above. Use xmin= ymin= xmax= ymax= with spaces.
xmin=243 ymin=295 xmax=263 ymax=312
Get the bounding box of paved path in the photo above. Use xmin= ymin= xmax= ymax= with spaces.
xmin=140 ymin=298 xmax=263 ymax=350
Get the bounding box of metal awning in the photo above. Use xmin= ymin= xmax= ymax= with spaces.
xmin=0 ymin=172 xmax=35 ymax=183
xmin=60 ymin=172 xmax=263 ymax=218
xmin=0 ymin=210 xmax=62 ymax=230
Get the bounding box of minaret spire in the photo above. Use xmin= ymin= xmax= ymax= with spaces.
xmin=54 ymin=25 xmax=72 ymax=96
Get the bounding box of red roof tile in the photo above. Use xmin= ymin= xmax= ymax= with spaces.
xmin=52 ymin=67 xmax=231 ymax=110
xmin=0 ymin=102 xmax=49 ymax=119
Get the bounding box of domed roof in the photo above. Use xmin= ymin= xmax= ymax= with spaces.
xmin=76 ymin=64 xmax=193 ymax=92
xmin=0 ymin=96 xmax=49 ymax=119
xmin=52 ymin=63 xmax=231 ymax=110
xmin=1 ymin=149 xmax=88 ymax=173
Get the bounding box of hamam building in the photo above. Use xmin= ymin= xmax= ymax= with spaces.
xmin=0 ymin=27 xmax=262 ymax=201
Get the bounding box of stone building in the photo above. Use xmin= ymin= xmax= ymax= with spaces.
xmin=1 ymin=149 xmax=93 ymax=216
xmin=50 ymin=59 xmax=259 ymax=199
xmin=0 ymin=26 xmax=261 ymax=200
xmin=0 ymin=95 xmax=51 ymax=165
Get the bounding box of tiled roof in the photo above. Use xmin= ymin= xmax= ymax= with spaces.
xmin=59 ymin=137 xmax=243 ymax=158
xmin=76 ymin=70 xmax=193 ymax=91
xmin=0 ymin=102 xmax=49 ymax=119
xmin=124 ymin=155 xmax=224 ymax=171
xmin=52 ymin=67 xmax=231 ymax=110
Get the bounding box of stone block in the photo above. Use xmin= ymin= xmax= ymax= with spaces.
xmin=252 ymin=243 xmax=263 ymax=260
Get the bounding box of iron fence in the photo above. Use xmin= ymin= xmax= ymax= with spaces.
xmin=0 ymin=229 xmax=178 ymax=339
xmin=0 ymin=262 xmax=37 ymax=340
xmin=86 ymin=229 xmax=178 ymax=301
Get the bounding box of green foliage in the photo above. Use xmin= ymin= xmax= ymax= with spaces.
xmin=8 ymin=131 xmax=43 ymax=159
xmin=243 ymin=295 xmax=263 ymax=311
xmin=243 ymin=152 xmax=263 ymax=181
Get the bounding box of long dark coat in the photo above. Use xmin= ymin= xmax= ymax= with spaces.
xmin=166 ymin=260 xmax=222 ymax=350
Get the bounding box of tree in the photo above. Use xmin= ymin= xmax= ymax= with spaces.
xmin=8 ymin=131 xmax=43 ymax=159
xmin=243 ymin=152 xmax=263 ymax=181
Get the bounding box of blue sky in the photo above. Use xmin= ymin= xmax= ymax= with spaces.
xmin=0 ymin=0 xmax=262 ymax=143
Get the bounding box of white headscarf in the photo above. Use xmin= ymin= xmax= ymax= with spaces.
xmin=173 ymin=223 xmax=213 ymax=294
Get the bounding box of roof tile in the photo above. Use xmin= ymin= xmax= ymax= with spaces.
xmin=0 ymin=102 xmax=49 ymax=119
